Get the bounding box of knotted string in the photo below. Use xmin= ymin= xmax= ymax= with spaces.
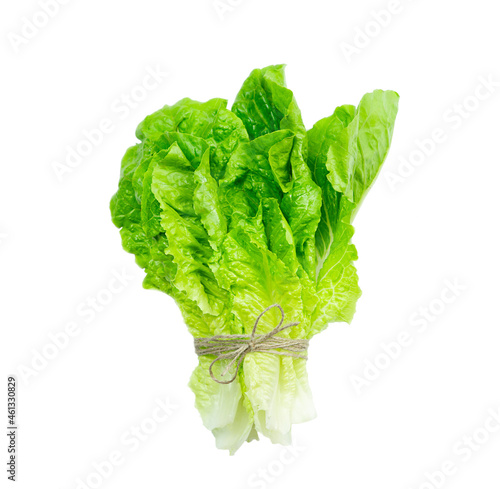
xmin=194 ymin=304 xmax=309 ymax=384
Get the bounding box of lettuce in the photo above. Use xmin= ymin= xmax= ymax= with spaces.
xmin=110 ymin=65 xmax=399 ymax=454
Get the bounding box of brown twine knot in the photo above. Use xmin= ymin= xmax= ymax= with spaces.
xmin=194 ymin=304 xmax=309 ymax=384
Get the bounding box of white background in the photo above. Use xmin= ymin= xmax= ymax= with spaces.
xmin=2 ymin=1 xmax=500 ymax=488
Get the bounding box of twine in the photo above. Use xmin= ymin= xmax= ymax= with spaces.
xmin=194 ymin=304 xmax=308 ymax=384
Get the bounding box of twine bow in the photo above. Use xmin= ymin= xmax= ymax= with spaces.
xmin=194 ymin=304 xmax=309 ymax=384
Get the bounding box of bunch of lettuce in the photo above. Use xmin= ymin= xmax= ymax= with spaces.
xmin=110 ymin=64 xmax=399 ymax=454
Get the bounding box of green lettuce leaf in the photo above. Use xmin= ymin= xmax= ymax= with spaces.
xmin=307 ymin=90 xmax=399 ymax=332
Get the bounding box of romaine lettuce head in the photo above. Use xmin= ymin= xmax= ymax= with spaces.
xmin=110 ymin=65 xmax=399 ymax=454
